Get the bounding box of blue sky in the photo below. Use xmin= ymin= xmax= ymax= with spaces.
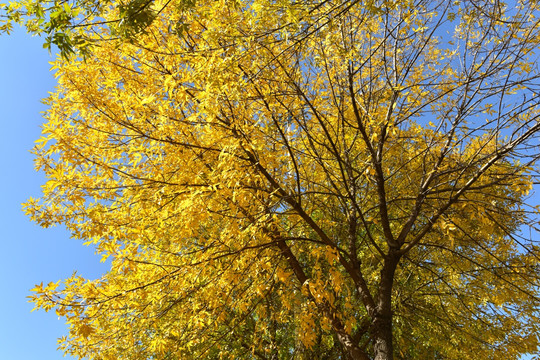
xmin=0 ymin=28 xmax=107 ymax=360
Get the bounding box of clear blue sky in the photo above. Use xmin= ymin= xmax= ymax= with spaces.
xmin=0 ymin=27 xmax=536 ymax=360
xmin=0 ymin=28 xmax=107 ymax=360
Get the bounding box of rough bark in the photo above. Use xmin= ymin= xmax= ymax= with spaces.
xmin=372 ymin=253 xmax=401 ymax=360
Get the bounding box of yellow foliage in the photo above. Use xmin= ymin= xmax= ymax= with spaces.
xmin=19 ymin=0 xmax=540 ymax=359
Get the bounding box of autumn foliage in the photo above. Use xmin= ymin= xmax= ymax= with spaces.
xmin=4 ymin=0 xmax=540 ymax=359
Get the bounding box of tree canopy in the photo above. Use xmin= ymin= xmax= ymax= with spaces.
xmin=4 ymin=0 xmax=540 ymax=359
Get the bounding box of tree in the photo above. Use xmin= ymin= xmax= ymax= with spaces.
xmin=0 ymin=0 xmax=160 ymax=57
xmin=8 ymin=0 xmax=540 ymax=359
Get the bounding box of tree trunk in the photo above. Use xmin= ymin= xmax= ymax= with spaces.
xmin=373 ymin=314 xmax=394 ymax=360
xmin=372 ymin=253 xmax=400 ymax=360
